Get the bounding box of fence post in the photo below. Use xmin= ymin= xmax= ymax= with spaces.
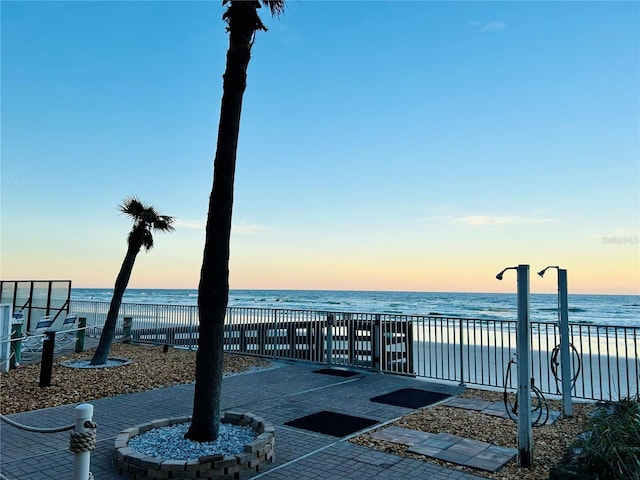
xmin=273 ymin=310 xmax=278 ymax=360
xmin=39 ymin=331 xmax=55 ymax=387
xmin=154 ymin=305 xmax=160 ymax=342
xmin=76 ymin=317 xmax=87 ymax=353
xmin=123 ymin=317 xmax=133 ymax=344
xmin=348 ymin=318 xmax=356 ymax=366
xmin=373 ymin=315 xmax=381 ymax=372
xmin=459 ymin=319 xmax=466 ymax=387
xmin=74 ymin=403 xmax=94 ymax=480
xmin=10 ymin=320 xmax=23 ymax=369
xmin=406 ymin=319 xmax=414 ymax=375
xmin=326 ymin=314 xmax=334 ymax=367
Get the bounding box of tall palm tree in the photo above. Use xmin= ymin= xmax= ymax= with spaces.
xmin=186 ymin=0 xmax=285 ymax=442
xmin=90 ymin=197 xmax=175 ymax=366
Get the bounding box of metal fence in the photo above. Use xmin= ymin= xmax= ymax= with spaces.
xmin=70 ymin=300 xmax=639 ymax=401
xmin=1 ymin=280 xmax=72 ymax=332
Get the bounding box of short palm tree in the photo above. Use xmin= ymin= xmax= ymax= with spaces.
xmin=90 ymin=197 xmax=175 ymax=365
xmin=186 ymin=0 xmax=285 ymax=442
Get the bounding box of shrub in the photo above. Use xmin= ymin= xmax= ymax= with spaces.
xmin=576 ymin=396 xmax=640 ymax=480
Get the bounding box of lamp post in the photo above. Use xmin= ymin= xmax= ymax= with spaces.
xmin=538 ymin=266 xmax=572 ymax=417
xmin=496 ymin=264 xmax=533 ymax=467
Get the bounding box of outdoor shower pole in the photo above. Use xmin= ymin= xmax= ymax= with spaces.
xmin=558 ymin=269 xmax=572 ymax=417
xmin=516 ymin=264 xmax=533 ymax=467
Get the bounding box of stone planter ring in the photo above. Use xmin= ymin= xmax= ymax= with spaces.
xmin=114 ymin=412 xmax=275 ymax=479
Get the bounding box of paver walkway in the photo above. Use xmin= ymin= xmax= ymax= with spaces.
xmin=446 ymin=397 xmax=562 ymax=424
xmin=1 ymin=361 xmax=487 ymax=480
xmin=364 ymin=395 xmax=564 ymax=472
xmin=371 ymin=426 xmax=516 ymax=472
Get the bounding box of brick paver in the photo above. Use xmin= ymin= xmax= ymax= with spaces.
xmin=1 ymin=361 xmax=486 ymax=480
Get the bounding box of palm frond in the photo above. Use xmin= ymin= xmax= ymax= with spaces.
xmin=140 ymin=229 xmax=155 ymax=251
xmin=118 ymin=196 xmax=175 ymax=248
xmin=222 ymin=0 xmax=285 ymax=33
xmin=119 ymin=196 xmax=145 ymax=217
xmin=262 ymin=0 xmax=286 ymax=17
xmin=153 ymin=216 xmax=176 ymax=233
xmin=139 ymin=206 xmax=160 ymax=225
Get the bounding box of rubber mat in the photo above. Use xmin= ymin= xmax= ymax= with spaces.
xmin=370 ymin=388 xmax=451 ymax=409
xmin=284 ymin=410 xmax=379 ymax=437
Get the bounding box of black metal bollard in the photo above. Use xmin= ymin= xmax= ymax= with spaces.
xmin=39 ymin=331 xmax=55 ymax=387
xmin=75 ymin=317 xmax=87 ymax=353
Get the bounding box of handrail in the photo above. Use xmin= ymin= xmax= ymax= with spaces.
xmin=68 ymin=300 xmax=639 ymax=402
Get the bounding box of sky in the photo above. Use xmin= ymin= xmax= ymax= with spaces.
xmin=1 ymin=1 xmax=639 ymax=295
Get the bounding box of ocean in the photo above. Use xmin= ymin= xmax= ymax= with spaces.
xmin=71 ymin=289 xmax=640 ymax=327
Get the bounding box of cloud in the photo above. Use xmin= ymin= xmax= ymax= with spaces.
xmin=454 ymin=215 xmax=556 ymax=227
xmin=174 ymin=219 xmax=205 ymax=230
xmin=233 ymin=223 xmax=272 ymax=235
xmin=470 ymin=20 xmax=507 ymax=32
xmin=174 ymin=219 xmax=272 ymax=235
xmin=420 ymin=213 xmax=558 ymax=227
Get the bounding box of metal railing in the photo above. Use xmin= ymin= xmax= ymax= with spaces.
xmin=70 ymin=300 xmax=639 ymax=401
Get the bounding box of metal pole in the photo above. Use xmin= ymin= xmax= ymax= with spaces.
xmin=39 ymin=331 xmax=55 ymax=387
xmin=459 ymin=319 xmax=465 ymax=387
xmin=326 ymin=314 xmax=334 ymax=368
xmin=558 ymin=269 xmax=573 ymax=417
xmin=373 ymin=315 xmax=381 ymax=372
xmin=516 ymin=264 xmax=533 ymax=467
xmin=273 ymin=310 xmax=278 ymax=360
xmin=74 ymin=403 xmax=93 ymax=480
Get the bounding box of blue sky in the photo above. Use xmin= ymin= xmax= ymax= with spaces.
xmin=1 ymin=1 xmax=638 ymax=294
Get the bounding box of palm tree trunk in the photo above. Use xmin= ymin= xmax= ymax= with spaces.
xmin=90 ymin=246 xmax=139 ymax=365
xmin=186 ymin=11 xmax=255 ymax=442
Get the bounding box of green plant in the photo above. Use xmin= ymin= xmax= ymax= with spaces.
xmin=577 ymin=396 xmax=640 ymax=480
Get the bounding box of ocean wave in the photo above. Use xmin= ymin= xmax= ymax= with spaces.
xmin=538 ymin=307 xmax=588 ymax=313
xmin=70 ymin=289 xmax=640 ymax=327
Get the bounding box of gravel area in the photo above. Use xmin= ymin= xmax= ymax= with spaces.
xmin=127 ymin=422 xmax=256 ymax=460
xmin=0 ymin=343 xmax=271 ymax=414
xmin=350 ymin=388 xmax=596 ymax=480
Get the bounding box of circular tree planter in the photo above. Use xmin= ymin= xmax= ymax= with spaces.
xmin=114 ymin=412 xmax=275 ymax=480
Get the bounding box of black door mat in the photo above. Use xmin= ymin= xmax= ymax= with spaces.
xmin=313 ymin=368 xmax=360 ymax=377
xmin=284 ymin=411 xmax=379 ymax=437
xmin=370 ymin=388 xmax=451 ymax=409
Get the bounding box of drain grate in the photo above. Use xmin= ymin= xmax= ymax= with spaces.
xmin=370 ymin=388 xmax=451 ymax=409
xmin=313 ymin=368 xmax=360 ymax=378
xmin=284 ymin=411 xmax=379 ymax=437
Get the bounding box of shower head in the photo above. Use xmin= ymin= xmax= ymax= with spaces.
xmin=538 ymin=265 xmax=559 ymax=278
xmin=495 ymin=266 xmax=517 ymax=281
